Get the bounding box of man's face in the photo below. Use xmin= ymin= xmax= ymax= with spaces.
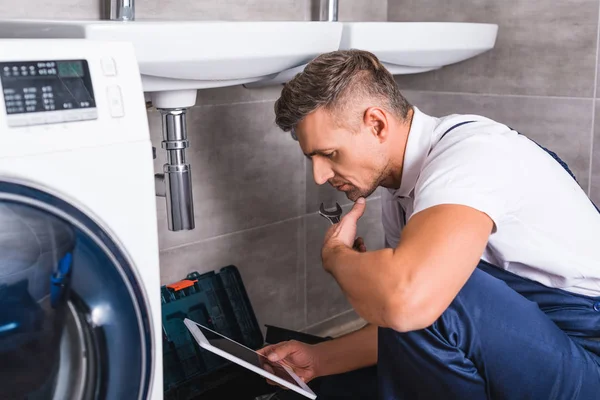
xmin=295 ymin=107 xmax=390 ymax=201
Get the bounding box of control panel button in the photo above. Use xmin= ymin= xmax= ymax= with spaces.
xmin=6 ymin=116 xmax=28 ymax=127
xmin=81 ymin=110 xmax=98 ymax=121
xmin=62 ymin=112 xmax=80 ymax=122
xmin=101 ymin=57 xmax=117 ymax=76
xmin=29 ymin=114 xmax=46 ymax=125
xmin=106 ymin=85 xmax=125 ymax=118
xmin=44 ymin=113 xmax=63 ymax=124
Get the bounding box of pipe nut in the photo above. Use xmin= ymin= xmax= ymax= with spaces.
xmin=161 ymin=139 xmax=189 ymax=150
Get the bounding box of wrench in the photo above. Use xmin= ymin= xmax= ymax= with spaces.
xmin=319 ymin=202 xmax=342 ymax=224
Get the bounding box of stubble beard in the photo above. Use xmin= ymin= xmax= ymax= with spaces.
xmin=343 ymin=163 xmax=390 ymax=201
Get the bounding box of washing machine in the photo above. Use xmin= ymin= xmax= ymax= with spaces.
xmin=0 ymin=39 xmax=162 ymax=399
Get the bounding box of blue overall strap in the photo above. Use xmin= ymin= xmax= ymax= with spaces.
xmin=440 ymin=120 xmax=475 ymax=141
xmin=427 ymin=120 xmax=475 ymax=156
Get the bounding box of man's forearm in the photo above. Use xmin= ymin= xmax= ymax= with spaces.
xmin=313 ymin=323 xmax=377 ymax=377
xmin=324 ymin=203 xmax=494 ymax=333
xmin=324 ymin=247 xmax=398 ymax=326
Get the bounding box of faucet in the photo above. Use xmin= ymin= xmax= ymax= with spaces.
xmin=320 ymin=0 xmax=338 ymax=22
xmin=105 ymin=0 xmax=135 ymax=21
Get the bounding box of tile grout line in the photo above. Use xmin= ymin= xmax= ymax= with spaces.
xmin=588 ymin=3 xmax=600 ymax=195
xmin=297 ymin=216 xmax=305 ymax=330
xmin=197 ymin=98 xmax=278 ymax=109
xmin=402 ymin=89 xmax=594 ymax=102
xmin=302 ymin=309 xmax=357 ymax=331
xmin=303 ymin=157 xmax=308 ymax=328
xmin=303 ymin=209 xmax=308 ymax=328
xmin=159 ymin=196 xmax=383 ymax=253
xmin=159 ymin=214 xmax=304 ymax=252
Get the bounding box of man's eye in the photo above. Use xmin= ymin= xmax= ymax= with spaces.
xmin=323 ymin=152 xmax=335 ymax=159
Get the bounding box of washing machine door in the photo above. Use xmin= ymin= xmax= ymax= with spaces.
xmin=0 ymin=181 xmax=154 ymax=400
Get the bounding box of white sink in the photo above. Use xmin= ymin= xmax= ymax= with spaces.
xmin=340 ymin=22 xmax=498 ymax=75
xmin=0 ymin=20 xmax=343 ymax=107
xmin=246 ymin=21 xmax=498 ymax=87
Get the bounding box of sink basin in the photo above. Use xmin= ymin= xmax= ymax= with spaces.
xmin=0 ymin=20 xmax=343 ymax=106
xmin=246 ymin=21 xmax=497 ymax=87
xmin=339 ymin=22 xmax=498 ymax=74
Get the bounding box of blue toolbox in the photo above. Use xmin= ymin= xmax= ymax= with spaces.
xmin=162 ymin=265 xmax=264 ymax=399
xmin=161 ymin=265 xmax=331 ymax=400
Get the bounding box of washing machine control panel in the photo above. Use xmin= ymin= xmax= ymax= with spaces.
xmin=0 ymin=40 xmax=150 ymax=156
xmin=0 ymin=59 xmax=98 ymax=127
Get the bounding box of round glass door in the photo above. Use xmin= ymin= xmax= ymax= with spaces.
xmin=0 ymin=181 xmax=154 ymax=400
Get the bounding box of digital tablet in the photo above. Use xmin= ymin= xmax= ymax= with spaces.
xmin=183 ymin=318 xmax=317 ymax=399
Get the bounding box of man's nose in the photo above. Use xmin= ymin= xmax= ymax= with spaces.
xmin=312 ymin=158 xmax=334 ymax=186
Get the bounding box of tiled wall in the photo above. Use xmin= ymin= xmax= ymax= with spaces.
xmin=389 ymin=0 xmax=600 ymax=204
xmin=0 ymin=0 xmax=388 ymax=335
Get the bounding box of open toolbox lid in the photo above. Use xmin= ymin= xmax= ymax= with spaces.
xmin=161 ymin=265 xmax=264 ymax=397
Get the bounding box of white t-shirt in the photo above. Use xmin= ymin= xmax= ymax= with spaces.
xmin=381 ymin=106 xmax=600 ymax=297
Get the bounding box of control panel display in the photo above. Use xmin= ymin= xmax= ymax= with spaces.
xmin=1 ymin=59 xmax=97 ymax=126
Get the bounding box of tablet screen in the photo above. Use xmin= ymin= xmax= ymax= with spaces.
xmin=195 ymin=323 xmax=301 ymax=387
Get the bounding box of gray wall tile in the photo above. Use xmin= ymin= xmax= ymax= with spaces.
xmin=159 ymin=218 xmax=305 ymax=332
xmin=151 ymin=101 xmax=305 ymax=250
xmin=390 ymin=0 xmax=599 ymax=97
xmin=0 ymin=0 xmax=100 ymax=19
xmin=138 ymin=0 xmax=309 ymax=21
xmin=338 ymin=0 xmax=388 ymax=21
xmin=337 ymin=0 xmax=387 ymax=22
xmin=403 ymin=91 xmax=594 ymax=191
xmin=305 ymin=197 xmax=384 ymax=325
xmin=590 ymin=100 xmax=600 ymax=205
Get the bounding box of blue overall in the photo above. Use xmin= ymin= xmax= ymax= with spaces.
xmin=377 ymin=122 xmax=600 ymax=399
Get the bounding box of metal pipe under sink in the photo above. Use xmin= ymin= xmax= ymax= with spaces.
xmin=154 ymin=109 xmax=195 ymax=231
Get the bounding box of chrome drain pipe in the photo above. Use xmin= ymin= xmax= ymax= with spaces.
xmin=154 ymin=108 xmax=195 ymax=231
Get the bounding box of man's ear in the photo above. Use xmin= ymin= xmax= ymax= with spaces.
xmin=363 ymin=106 xmax=389 ymax=143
